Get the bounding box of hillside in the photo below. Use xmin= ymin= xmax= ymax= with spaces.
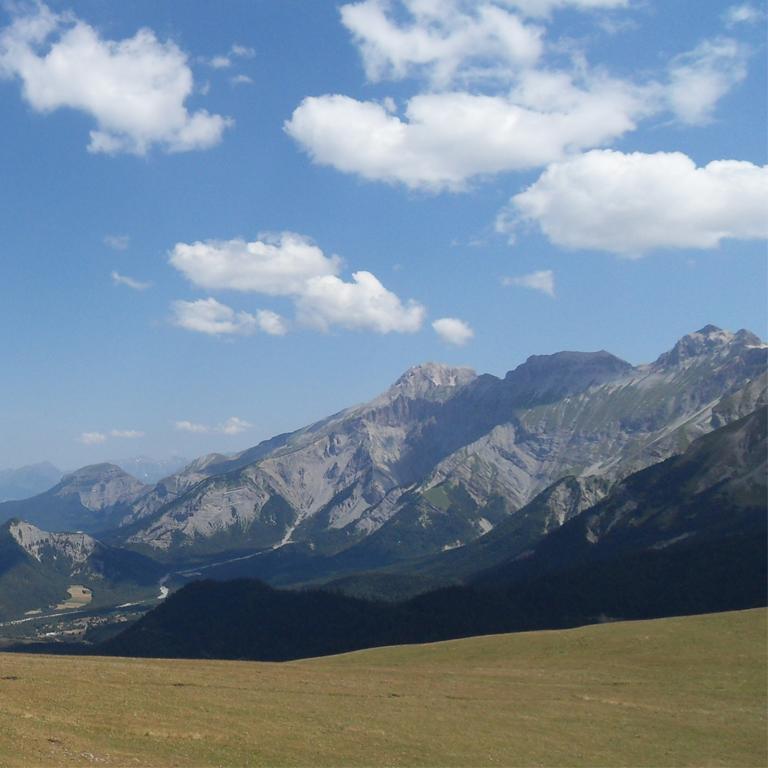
xmin=321 ymin=404 xmax=768 ymax=599
xmin=1 ymin=609 xmax=765 ymax=767
xmin=0 ymin=520 xmax=163 ymax=620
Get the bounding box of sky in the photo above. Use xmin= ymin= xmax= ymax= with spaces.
xmin=0 ymin=0 xmax=766 ymax=469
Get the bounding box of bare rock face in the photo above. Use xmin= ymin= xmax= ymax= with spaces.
xmin=9 ymin=520 xmax=97 ymax=566
xmin=119 ymin=326 xmax=766 ymax=565
xmin=383 ymin=363 xmax=477 ymax=402
xmin=55 ymin=464 xmax=147 ymax=511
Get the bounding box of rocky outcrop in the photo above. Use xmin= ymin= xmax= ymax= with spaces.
xmin=9 ymin=520 xmax=97 ymax=566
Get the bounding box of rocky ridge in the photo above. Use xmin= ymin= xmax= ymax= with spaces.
xmin=116 ymin=326 xmax=766 ymax=566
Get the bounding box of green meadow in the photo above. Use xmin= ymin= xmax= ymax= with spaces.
xmin=0 ymin=608 xmax=765 ymax=767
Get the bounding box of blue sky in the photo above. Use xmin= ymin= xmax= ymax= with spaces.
xmin=0 ymin=0 xmax=765 ymax=469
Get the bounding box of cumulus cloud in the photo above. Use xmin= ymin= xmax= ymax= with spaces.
xmin=254 ymin=309 xmax=288 ymax=336
xmin=432 ymin=317 xmax=474 ymax=345
xmin=175 ymin=417 xmax=252 ymax=435
xmin=110 ymin=429 xmax=145 ymax=439
xmin=0 ymin=4 xmax=231 ymax=154
xmin=340 ymin=0 xmax=542 ymax=87
xmin=170 ymin=232 xmax=341 ymax=295
xmin=104 ymin=234 xmax=130 ymax=250
xmin=79 ymin=431 xmax=106 ymax=445
xmin=171 ymin=298 xmax=287 ymax=337
xmin=500 ymin=150 xmax=768 ymax=256
xmin=112 ymin=271 xmax=152 ymax=291
xmin=298 ymin=272 xmax=425 ymax=333
xmin=666 ymin=38 xmax=748 ymax=125
xmin=286 ymin=74 xmax=646 ymax=190
xmin=502 ymin=270 xmax=555 ymax=296
xmin=288 ymin=0 xmax=748 ymax=192
xmin=170 ymin=232 xmax=426 ymax=335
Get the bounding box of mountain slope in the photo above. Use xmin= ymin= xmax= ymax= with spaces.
xmin=476 ymin=405 xmax=767 ymax=587
xmin=99 ymin=409 xmax=768 ymax=660
xmin=0 ymin=464 xmax=147 ymax=534
xmin=0 ymin=520 xmax=162 ymax=620
xmin=118 ymin=326 xmax=766 ymax=570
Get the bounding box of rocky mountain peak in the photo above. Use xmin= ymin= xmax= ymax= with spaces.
xmin=653 ymin=326 xmax=765 ymax=369
xmin=503 ymin=350 xmax=633 ymax=406
xmin=54 ymin=463 xmax=147 ymax=511
xmin=386 ymin=363 xmax=477 ymax=402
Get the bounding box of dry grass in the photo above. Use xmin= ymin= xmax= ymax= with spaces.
xmin=0 ymin=608 xmax=765 ymax=767
xmin=53 ymin=585 xmax=93 ymax=611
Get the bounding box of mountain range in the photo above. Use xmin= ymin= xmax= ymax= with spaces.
xmin=118 ymin=325 xmax=765 ymax=571
xmin=99 ymin=404 xmax=767 ymax=661
xmin=0 ymin=324 xmax=765 ymax=637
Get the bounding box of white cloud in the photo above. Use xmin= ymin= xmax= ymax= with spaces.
xmin=502 ymin=150 xmax=768 ymax=255
xmin=174 ymin=420 xmax=210 ymax=434
xmin=0 ymin=4 xmax=231 ymax=154
xmin=286 ymin=74 xmax=646 ymax=190
xmin=209 ymin=55 xmax=231 ymax=69
xmin=255 ymin=309 xmax=288 ymax=336
xmin=220 ymin=416 xmax=252 ymax=435
xmin=231 ymin=44 xmax=255 ymax=58
xmin=208 ymin=43 xmax=255 ymax=71
xmin=175 ymin=417 xmax=251 ymax=435
xmin=171 ymin=232 xmax=424 ymax=335
xmin=110 ymin=429 xmax=145 ymax=439
xmin=499 ymin=0 xmax=628 ymax=17
xmin=171 ymin=298 xmax=288 ymax=337
xmin=432 ymin=317 xmax=474 ymax=345
xmin=170 ymin=232 xmax=341 ymax=295
xmin=231 ymin=74 xmax=254 ymax=85
xmin=666 ymin=38 xmax=748 ymax=125
xmin=340 ymin=0 xmax=543 ymax=87
xmin=723 ymin=4 xmax=764 ymax=26
xmin=289 ymin=0 xmax=748 ymax=193
xmin=112 ymin=271 xmax=152 ymax=291
xmin=502 ymin=270 xmax=555 ymax=296
xmin=172 ymin=298 xmax=257 ymax=336
xmin=79 ymin=431 xmax=106 ymax=445
xmin=298 ymin=272 xmax=425 ymax=333
xmin=104 ymin=234 xmax=130 ymax=250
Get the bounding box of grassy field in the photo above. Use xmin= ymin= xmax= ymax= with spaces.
xmin=53 ymin=585 xmax=93 ymax=611
xmin=0 ymin=608 xmax=765 ymax=767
